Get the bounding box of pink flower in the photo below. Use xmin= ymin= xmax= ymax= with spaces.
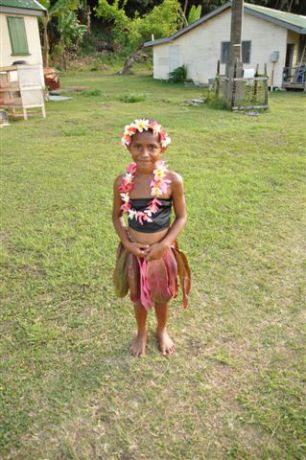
xmin=125 ymin=125 xmax=137 ymax=136
xmin=136 ymin=212 xmax=146 ymax=225
xmin=119 ymin=180 xmax=133 ymax=193
xmin=120 ymin=202 xmax=131 ymax=212
xmin=159 ymin=131 xmax=171 ymax=147
xmin=121 ymin=134 xmax=132 ymax=146
xmin=127 ymin=163 xmax=137 ymax=174
xmin=149 ymin=198 xmax=161 ymax=213
xmin=149 ymin=120 xmax=161 ymax=135
xmin=159 ymin=182 xmax=169 ymax=194
xmin=156 ymin=160 xmax=166 ymax=168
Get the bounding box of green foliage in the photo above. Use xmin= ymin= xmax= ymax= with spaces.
xmin=47 ymin=0 xmax=80 ymax=18
xmin=40 ymin=0 xmax=86 ymax=67
xmin=96 ymin=0 xmax=181 ymax=53
xmin=57 ymin=11 xmax=87 ymax=47
xmin=138 ymin=0 xmax=181 ymax=40
xmin=81 ymin=88 xmax=102 ymax=96
xmin=52 ymin=43 xmax=64 ymax=60
xmin=205 ymin=87 xmax=229 ymax=110
xmin=168 ymin=64 xmax=188 ymax=83
xmin=187 ymin=4 xmax=202 ymax=24
xmin=119 ymin=92 xmax=146 ymax=102
xmin=207 ymin=95 xmax=228 ymax=110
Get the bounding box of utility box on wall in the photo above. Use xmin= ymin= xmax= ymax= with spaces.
xmin=270 ymin=51 xmax=280 ymax=63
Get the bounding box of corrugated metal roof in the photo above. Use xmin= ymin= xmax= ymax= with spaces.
xmin=0 ymin=0 xmax=46 ymax=11
xmin=144 ymin=2 xmax=306 ymax=48
xmin=245 ymin=3 xmax=306 ymax=30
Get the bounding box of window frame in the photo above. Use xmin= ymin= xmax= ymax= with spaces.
xmin=242 ymin=41 xmax=251 ymax=64
xmin=220 ymin=41 xmax=230 ymax=65
xmin=220 ymin=40 xmax=252 ymax=64
xmin=7 ymin=16 xmax=30 ymax=56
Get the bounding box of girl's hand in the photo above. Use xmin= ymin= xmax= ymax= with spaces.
xmin=125 ymin=241 xmax=150 ymax=258
xmin=145 ymin=242 xmax=170 ymax=261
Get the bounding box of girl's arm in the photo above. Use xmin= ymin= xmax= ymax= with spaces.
xmin=112 ymin=176 xmax=130 ymax=248
xmin=112 ymin=176 xmax=149 ymax=256
xmin=145 ymin=172 xmax=187 ymax=260
xmin=162 ymin=172 xmax=187 ymax=246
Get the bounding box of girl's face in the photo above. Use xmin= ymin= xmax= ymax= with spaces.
xmin=128 ymin=130 xmax=165 ymax=172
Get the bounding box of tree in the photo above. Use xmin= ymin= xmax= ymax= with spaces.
xmin=179 ymin=2 xmax=202 ymax=27
xmin=187 ymin=4 xmax=202 ymax=23
xmin=227 ymin=0 xmax=244 ymax=77
xmin=57 ymin=11 xmax=87 ymax=69
xmin=39 ymin=0 xmax=84 ymax=66
xmin=183 ymin=0 xmax=305 ymax=16
xmin=96 ymin=0 xmax=181 ymax=74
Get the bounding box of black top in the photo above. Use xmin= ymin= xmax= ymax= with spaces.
xmin=128 ymin=198 xmax=172 ymax=233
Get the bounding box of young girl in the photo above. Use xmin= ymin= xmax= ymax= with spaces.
xmin=113 ymin=118 xmax=191 ymax=357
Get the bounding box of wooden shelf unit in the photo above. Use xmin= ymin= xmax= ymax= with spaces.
xmin=0 ymin=65 xmax=46 ymax=120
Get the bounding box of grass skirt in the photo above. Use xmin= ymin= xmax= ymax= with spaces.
xmin=113 ymin=242 xmax=191 ymax=310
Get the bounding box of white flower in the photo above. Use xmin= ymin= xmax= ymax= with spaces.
xmin=134 ymin=119 xmax=149 ymax=132
xmin=151 ymin=186 xmax=162 ymax=197
xmin=124 ymin=173 xmax=134 ymax=183
xmin=120 ymin=193 xmax=129 ymax=203
xmin=161 ymin=136 xmax=171 ymax=148
xmin=128 ymin=209 xmax=137 ymax=220
xmin=151 ymin=123 xmax=161 ymax=135
xmin=154 ymin=168 xmax=165 ymax=180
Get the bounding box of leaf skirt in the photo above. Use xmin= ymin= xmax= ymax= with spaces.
xmin=113 ymin=241 xmax=191 ymax=311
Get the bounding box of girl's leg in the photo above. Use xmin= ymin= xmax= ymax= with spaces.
xmin=154 ymin=303 xmax=175 ymax=356
xmin=130 ymin=302 xmax=148 ymax=357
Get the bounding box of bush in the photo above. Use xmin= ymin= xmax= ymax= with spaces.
xmin=168 ymin=65 xmax=188 ymax=83
xmin=81 ymin=89 xmax=102 ymax=96
xmin=206 ymin=91 xmax=228 ymax=110
xmin=119 ymin=93 xmax=146 ymax=103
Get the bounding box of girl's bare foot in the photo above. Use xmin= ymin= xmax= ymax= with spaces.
xmin=156 ymin=329 xmax=175 ymax=356
xmin=130 ymin=333 xmax=147 ymax=357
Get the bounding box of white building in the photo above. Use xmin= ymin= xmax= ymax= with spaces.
xmin=0 ymin=0 xmax=46 ymax=68
xmin=144 ymin=2 xmax=306 ymax=88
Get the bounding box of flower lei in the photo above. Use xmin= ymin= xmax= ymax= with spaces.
xmin=121 ymin=118 xmax=171 ymax=148
xmin=119 ymin=160 xmax=171 ymax=225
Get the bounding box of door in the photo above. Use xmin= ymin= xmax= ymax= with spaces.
xmin=285 ymin=43 xmax=294 ymax=68
xmin=169 ymin=46 xmax=180 ymax=72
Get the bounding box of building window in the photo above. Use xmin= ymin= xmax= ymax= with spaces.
xmin=221 ymin=41 xmax=251 ymax=64
xmin=7 ymin=16 xmax=29 ymax=56
xmin=242 ymin=41 xmax=251 ymax=64
xmin=221 ymin=42 xmax=230 ymax=64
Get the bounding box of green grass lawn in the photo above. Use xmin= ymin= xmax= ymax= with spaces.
xmin=1 ymin=71 xmax=305 ymax=460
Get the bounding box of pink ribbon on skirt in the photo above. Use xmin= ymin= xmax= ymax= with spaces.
xmin=137 ymin=257 xmax=153 ymax=310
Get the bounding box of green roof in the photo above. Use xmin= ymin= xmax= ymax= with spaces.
xmin=0 ymin=0 xmax=46 ymax=12
xmin=245 ymin=2 xmax=306 ymax=30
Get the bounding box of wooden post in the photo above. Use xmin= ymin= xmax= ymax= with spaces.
xmin=42 ymin=12 xmax=49 ymax=68
xmin=264 ymin=63 xmax=268 ymax=105
xmin=227 ymin=0 xmax=244 ymax=78
xmin=216 ymin=59 xmax=220 ymax=98
xmin=253 ymin=63 xmax=259 ymax=102
xmin=217 ymin=59 xmax=220 ymax=75
xmin=230 ymin=59 xmax=238 ymax=110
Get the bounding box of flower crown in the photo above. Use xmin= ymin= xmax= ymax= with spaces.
xmin=121 ymin=118 xmax=171 ymax=149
